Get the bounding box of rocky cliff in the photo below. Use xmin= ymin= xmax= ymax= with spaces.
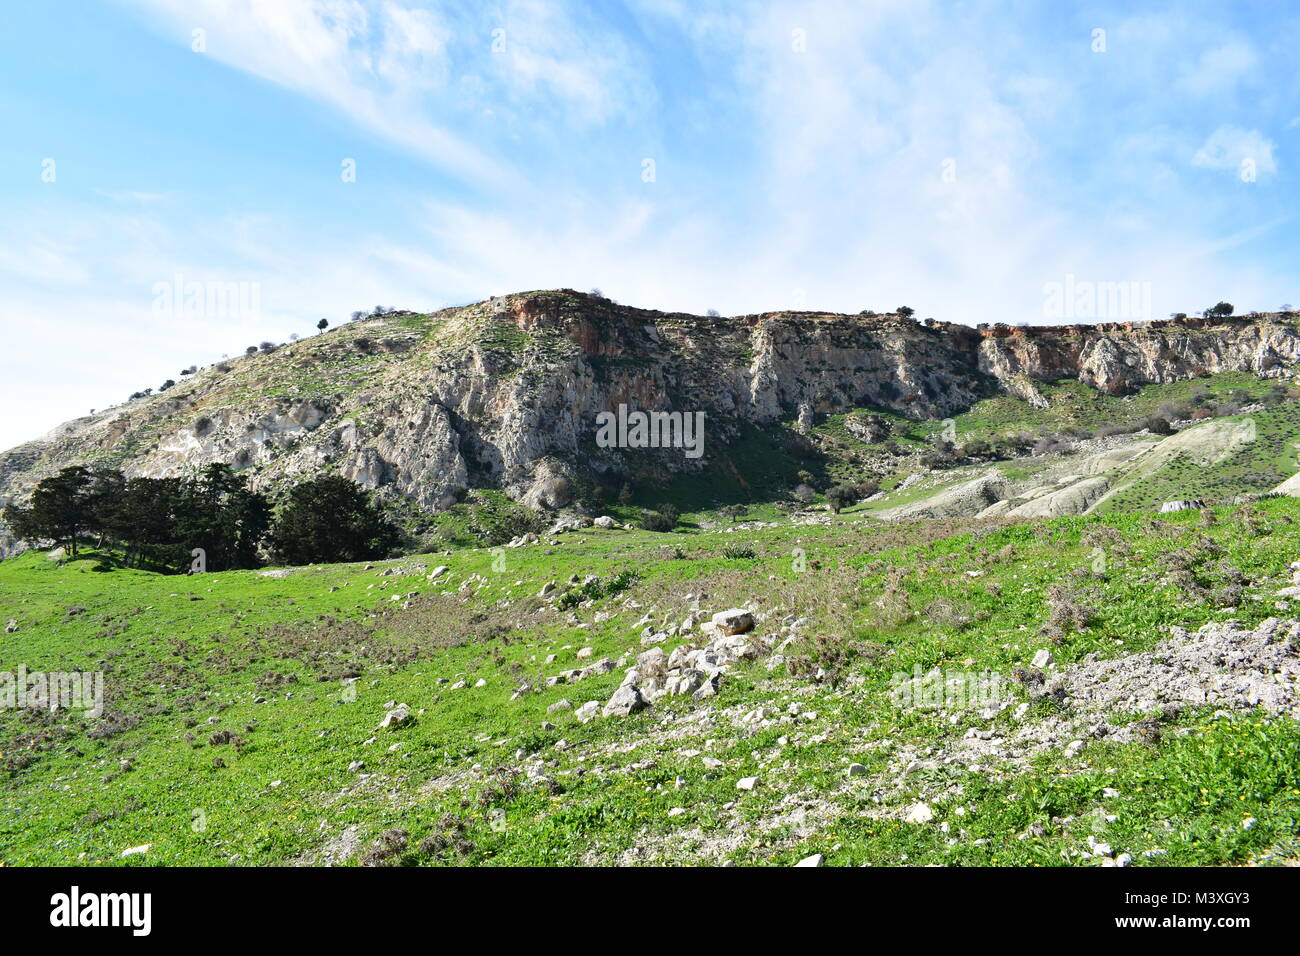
xmin=3 ymin=291 xmax=1298 ymax=530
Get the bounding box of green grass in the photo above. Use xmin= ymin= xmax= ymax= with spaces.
xmin=949 ymin=372 xmax=1279 ymax=442
xmin=1099 ymin=403 xmax=1300 ymax=513
xmin=3 ymin=496 xmax=1300 ymax=866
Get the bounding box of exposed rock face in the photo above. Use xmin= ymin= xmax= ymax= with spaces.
xmin=977 ymin=317 xmax=1300 ymax=395
xmin=2 ymin=292 xmax=1298 ymax=548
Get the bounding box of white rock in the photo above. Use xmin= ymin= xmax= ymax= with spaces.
xmin=794 ymin=853 xmax=824 ymax=867
xmin=736 ymin=776 xmax=759 ymax=791
xmin=378 ymin=705 xmax=412 ymax=730
xmin=904 ymin=803 xmax=934 ymax=824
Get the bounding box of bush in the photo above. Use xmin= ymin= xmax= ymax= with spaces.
xmin=722 ymin=544 xmax=756 ymax=559
xmin=640 ymin=504 xmax=680 ymax=532
xmin=826 ymin=483 xmax=858 ymax=513
xmin=1145 ymin=416 xmax=1174 ymax=435
xmin=465 ymin=493 xmax=545 ymax=546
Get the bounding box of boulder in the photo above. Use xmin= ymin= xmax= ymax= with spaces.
xmin=602 ymin=684 xmax=647 ymax=717
xmin=712 ymin=609 xmax=755 ymax=636
xmin=378 ymin=705 xmax=413 ymax=730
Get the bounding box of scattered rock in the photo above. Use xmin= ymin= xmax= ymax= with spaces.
xmin=378 ymin=705 xmax=412 ymax=730
xmin=904 ymin=803 xmax=934 ymax=824
xmin=602 ymin=684 xmax=647 ymax=718
xmin=712 ymin=609 xmax=755 ymax=636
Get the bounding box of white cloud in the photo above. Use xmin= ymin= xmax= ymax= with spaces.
xmin=1193 ymin=125 xmax=1278 ymax=177
xmin=122 ymin=0 xmax=513 ymax=186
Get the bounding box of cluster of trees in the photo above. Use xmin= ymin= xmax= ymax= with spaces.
xmin=2 ymin=466 xmax=400 ymax=573
xmin=351 ymin=305 xmax=393 ymax=322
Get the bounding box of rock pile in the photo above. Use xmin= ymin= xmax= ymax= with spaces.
xmin=597 ymin=607 xmax=784 ymax=717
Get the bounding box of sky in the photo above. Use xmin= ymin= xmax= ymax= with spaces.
xmin=1 ymin=0 xmax=1298 ymax=451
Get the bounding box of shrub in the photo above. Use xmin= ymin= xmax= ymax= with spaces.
xmin=640 ymin=504 xmax=680 ymax=532
xmin=826 ymin=483 xmax=858 ymax=513
xmin=721 ymin=544 xmax=756 ymax=559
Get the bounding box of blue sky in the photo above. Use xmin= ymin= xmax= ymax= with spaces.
xmin=1 ymin=0 xmax=1298 ymax=451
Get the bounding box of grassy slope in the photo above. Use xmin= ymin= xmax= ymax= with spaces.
xmin=3 ymin=499 xmax=1299 ymax=867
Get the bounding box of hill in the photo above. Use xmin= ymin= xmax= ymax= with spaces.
xmin=4 ymin=293 xmax=1300 ymax=558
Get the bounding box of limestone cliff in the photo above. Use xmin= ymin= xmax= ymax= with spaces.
xmin=2 ymin=291 xmax=1297 ymax=536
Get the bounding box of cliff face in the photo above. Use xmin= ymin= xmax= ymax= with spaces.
xmin=2 ymin=291 xmax=1298 ymax=529
xmin=976 ymin=318 xmax=1300 ymax=397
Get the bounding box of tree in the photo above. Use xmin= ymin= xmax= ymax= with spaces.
xmin=175 ymin=464 xmax=271 ymax=571
xmin=1203 ymin=302 xmax=1234 ymax=319
xmin=246 ymin=346 xmax=258 ymax=355
xmin=350 ymin=310 xmax=366 ymax=322
xmin=896 ymin=306 xmax=915 ymax=319
xmin=317 ymin=318 xmax=329 ymax=331
xmin=826 ymin=483 xmax=857 ymax=514
xmin=104 ymin=476 xmax=187 ymax=569
xmin=159 ymin=379 xmax=176 ymax=391
xmin=270 ymin=476 xmax=401 ymax=565
xmin=706 ymin=308 xmax=721 ymax=317
xmin=719 ymin=503 xmax=749 ymax=525
xmin=3 ymin=466 xmax=96 ymax=554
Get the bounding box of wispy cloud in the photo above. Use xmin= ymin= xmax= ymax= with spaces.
xmin=1193 ymin=125 xmax=1278 ymax=178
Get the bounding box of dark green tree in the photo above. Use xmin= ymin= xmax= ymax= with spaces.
xmin=270 ymin=476 xmax=401 ymax=565
xmin=2 ymin=466 xmax=95 ymax=554
xmin=176 ymin=464 xmax=271 ymax=571
xmin=826 ymin=483 xmax=857 ymax=514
